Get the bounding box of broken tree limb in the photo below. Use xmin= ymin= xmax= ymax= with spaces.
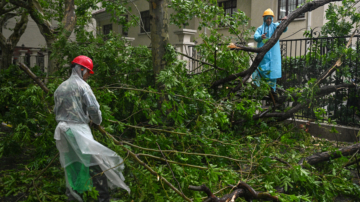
xmin=276 ymin=83 xmax=355 ymax=104
xmin=136 ymin=153 xmax=241 ymax=172
xmin=15 ymin=153 xmax=59 ymax=202
xmin=177 ymin=51 xmax=227 ymax=72
xmin=94 ymin=125 xmax=193 ymax=202
xmin=260 ymin=83 xmax=354 ymax=120
xmin=108 ymin=119 xmax=188 ymax=135
xmin=156 ymin=142 xmax=184 ymax=195
xmin=229 ymin=83 xmax=355 ymax=123
xmin=189 ymin=182 xmax=279 ymax=202
xmin=18 ymin=63 xmax=50 ymax=94
xmin=305 ymin=143 xmax=360 ymax=166
xmin=314 ymin=30 xmax=358 ymax=87
xmin=120 ymin=140 xmax=248 ymax=163
xmin=99 ymin=86 xmax=216 ymax=105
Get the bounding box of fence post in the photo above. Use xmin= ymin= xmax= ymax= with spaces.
xmin=123 ymin=37 xmax=135 ymax=46
xmin=19 ymin=50 xmax=27 ymax=64
xmin=30 ymin=49 xmax=39 ymax=68
xmin=174 ymin=29 xmax=197 ymax=70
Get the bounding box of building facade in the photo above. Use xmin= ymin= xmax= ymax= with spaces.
xmin=0 ymin=1 xmax=350 ymax=70
xmin=92 ymin=0 xmax=329 ymax=47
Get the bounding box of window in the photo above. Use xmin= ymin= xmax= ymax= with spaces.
xmin=140 ymin=10 xmax=150 ymax=33
xmin=218 ymin=0 xmax=237 ymax=17
xmin=103 ymin=24 xmax=112 ymax=35
xmin=278 ymin=0 xmax=305 ymax=20
xmin=122 ymin=15 xmax=129 ymax=37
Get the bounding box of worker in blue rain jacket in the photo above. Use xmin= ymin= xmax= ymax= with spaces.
xmin=252 ymin=8 xmax=288 ymax=95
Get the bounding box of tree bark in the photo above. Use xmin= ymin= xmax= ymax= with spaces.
xmin=0 ymin=12 xmax=28 ymax=69
xmin=10 ymin=0 xmax=76 ymax=73
xmin=189 ymin=182 xmax=279 ymax=202
xmin=304 ymin=143 xmax=360 ymax=166
xmin=18 ymin=63 xmax=50 ymax=94
xmin=149 ymin=0 xmax=170 ymax=89
xmin=0 ymin=48 xmax=13 ymax=69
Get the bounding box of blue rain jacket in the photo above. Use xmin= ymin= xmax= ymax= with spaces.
xmin=253 ymin=16 xmax=287 ymax=79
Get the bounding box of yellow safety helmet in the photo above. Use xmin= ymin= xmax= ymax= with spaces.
xmin=262 ymin=8 xmax=274 ymax=17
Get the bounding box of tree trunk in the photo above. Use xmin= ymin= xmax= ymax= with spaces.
xmin=0 ymin=47 xmax=13 ymax=69
xmin=149 ymin=0 xmax=170 ymax=90
xmin=9 ymin=0 xmax=76 ymax=74
xmin=0 ymin=12 xmax=28 ymax=70
xmin=46 ymin=39 xmax=56 ymax=73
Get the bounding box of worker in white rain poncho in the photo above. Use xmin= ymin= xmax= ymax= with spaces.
xmin=252 ymin=8 xmax=288 ymax=95
xmin=54 ymin=55 xmax=130 ymax=202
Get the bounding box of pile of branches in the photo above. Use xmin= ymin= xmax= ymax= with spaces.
xmin=12 ymin=62 xmax=360 ymax=202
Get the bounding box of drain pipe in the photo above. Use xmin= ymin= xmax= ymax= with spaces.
xmin=307 ymin=11 xmax=312 ymax=32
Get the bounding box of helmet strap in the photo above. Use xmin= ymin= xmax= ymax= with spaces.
xmin=81 ymin=68 xmax=88 ymax=77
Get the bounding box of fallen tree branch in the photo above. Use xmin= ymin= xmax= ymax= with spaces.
xmin=95 ymin=125 xmax=193 ymax=202
xmin=98 ymin=86 xmax=216 ymax=105
xmin=189 ymin=182 xmax=279 ymax=202
xmin=15 ymin=153 xmax=59 ymax=202
xmin=136 ymin=153 xmax=248 ymax=173
xmin=109 ymin=119 xmax=188 ymax=135
xmin=305 ymin=143 xmax=360 ymax=166
xmin=121 ymin=140 xmax=248 ymax=163
xmin=276 ymin=83 xmax=355 ymax=104
xmin=156 ymin=142 xmax=184 ymax=195
xmin=18 ymin=63 xmax=50 ymax=94
xmin=314 ymin=30 xmax=358 ymax=87
xmin=345 ymin=156 xmax=360 ymax=167
xmin=261 ymin=83 xmax=354 ymax=120
xmin=270 ymin=156 xmax=292 ymax=168
xmin=177 ymin=51 xmax=227 ymax=72
xmin=231 ymin=83 xmax=355 ymax=123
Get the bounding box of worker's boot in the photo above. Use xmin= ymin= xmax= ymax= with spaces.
xmin=90 ymin=165 xmax=110 ymax=202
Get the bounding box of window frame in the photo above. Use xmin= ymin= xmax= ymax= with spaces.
xmin=140 ymin=10 xmax=150 ymax=33
xmin=122 ymin=15 xmax=129 ymax=37
xmin=218 ymin=0 xmax=237 ymax=17
xmin=103 ymin=24 xmax=113 ymax=35
xmin=278 ymin=0 xmax=305 ymax=20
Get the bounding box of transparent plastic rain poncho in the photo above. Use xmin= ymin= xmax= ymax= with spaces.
xmin=54 ymin=66 xmax=130 ymax=201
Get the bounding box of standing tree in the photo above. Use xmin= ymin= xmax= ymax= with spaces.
xmin=149 ymin=0 xmax=170 ymax=90
xmin=9 ymin=0 xmax=98 ymax=73
xmin=0 ymin=2 xmax=28 ymax=69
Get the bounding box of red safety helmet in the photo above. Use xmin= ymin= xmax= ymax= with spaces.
xmin=71 ymin=55 xmax=94 ymax=74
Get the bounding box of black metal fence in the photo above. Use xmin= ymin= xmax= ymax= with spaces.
xmin=36 ymin=54 xmax=45 ymax=71
xmin=183 ymin=36 xmax=360 ymax=125
xmin=278 ymin=35 xmax=360 ymax=126
xmin=22 ymin=53 xmax=45 ymax=70
xmin=187 ymin=45 xmax=203 ymax=74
